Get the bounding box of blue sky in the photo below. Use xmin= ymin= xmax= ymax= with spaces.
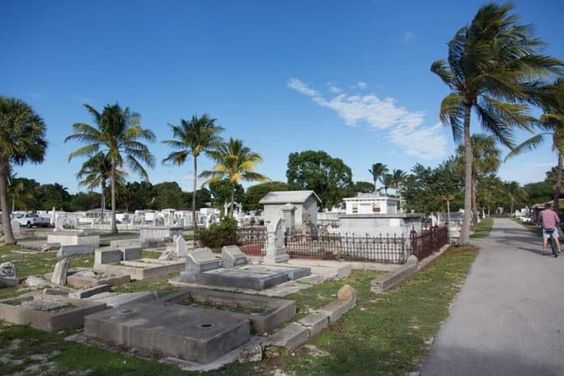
xmin=1 ymin=0 xmax=563 ymax=192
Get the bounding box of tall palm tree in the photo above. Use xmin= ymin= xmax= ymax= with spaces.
xmin=506 ymin=79 xmax=564 ymax=210
xmin=391 ymin=169 xmax=406 ymax=197
xmin=0 ymin=97 xmax=47 ymax=245
xmin=200 ymin=138 xmax=269 ymax=216
xmin=456 ymin=134 xmax=500 ymax=220
xmin=431 ymin=3 xmax=562 ymax=244
xmin=66 ymin=103 xmax=155 ymax=234
xmin=381 ymin=174 xmax=394 ymax=196
xmin=368 ymin=163 xmax=388 ymax=193
xmin=77 ymin=152 xmax=126 ymax=221
xmin=504 ymin=181 xmax=527 ymax=216
xmin=7 ymin=173 xmax=33 ymax=212
xmin=162 ymin=114 xmax=223 ymax=229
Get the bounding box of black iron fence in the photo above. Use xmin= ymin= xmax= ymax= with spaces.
xmin=237 ymin=225 xmax=449 ymax=263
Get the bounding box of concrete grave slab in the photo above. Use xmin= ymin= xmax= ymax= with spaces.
xmin=221 ymin=245 xmax=247 ymax=268
xmin=48 ymin=232 xmax=100 ymax=248
xmin=120 ymin=246 xmax=142 ymax=261
xmin=0 ymin=293 xmax=106 ymax=331
xmin=57 ymin=244 xmax=95 ymax=258
xmin=298 ymin=312 xmax=329 ymax=338
xmin=195 ymin=267 xmax=289 ymax=290
xmin=93 ymin=258 xmax=184 ymax=280
xmin=95 ymin=249 xmax=123 ymax=265
xmin=85 ymin=302 xmax=250 ymax=363
xmin=66 ymin=268 xmax=130 ymax=289
xmin=69 ymin=284 xmax=112 ymax=299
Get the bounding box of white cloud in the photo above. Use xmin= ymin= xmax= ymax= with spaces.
xmin=356 ymin=81 xmax=367 ymax=89
xmin=403 ymin=31 xmax=415 ymax=42
xmin=287 ymin=78 xmax=447 ymax=160
xmin=327 ymin=83 xmax=342 ymax=94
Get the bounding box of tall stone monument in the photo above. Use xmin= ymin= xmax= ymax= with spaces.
xmin=264 ymin=218 xmax=289 ymax=264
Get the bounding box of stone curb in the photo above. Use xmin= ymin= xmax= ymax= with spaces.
xmin=370 ymin=256 xmax=418 ymax=294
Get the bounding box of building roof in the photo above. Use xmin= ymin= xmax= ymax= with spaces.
xmin=259 ymin=190 xmax=322 ymax=205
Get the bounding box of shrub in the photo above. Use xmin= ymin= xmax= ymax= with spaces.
xmin=197 ymin=218 xmax=240 ymax=249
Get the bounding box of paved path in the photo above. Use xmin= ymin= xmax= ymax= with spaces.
xmin=421 ymin=218 xmax=564 ymax=376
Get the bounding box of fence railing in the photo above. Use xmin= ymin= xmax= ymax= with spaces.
xmin=237 ymin=225 xmax=449 ymax=264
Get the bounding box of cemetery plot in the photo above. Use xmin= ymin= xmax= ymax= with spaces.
xmin=94 ymin=258 xmax=185 ymax=280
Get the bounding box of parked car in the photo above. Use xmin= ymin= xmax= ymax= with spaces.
xmin=16 ymin=213 xmax=51 ymax=228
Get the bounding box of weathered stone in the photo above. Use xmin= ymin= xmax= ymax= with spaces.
xmin=47 ymin=232 xmax=100 ymax=247
xmin=88 ymin=291 xmax=156 ymax=308
xmin=318 ymin=299 xmax=355 ymax=324
xmin=94 ymin=249 xmax=122 ymax=265
xmin=139 ymin=226 xmax=183 ymax=243
xmin=298 ymin=312 xmax=329 ymax=338
xmin=158 ymin=249 xmax=177 ymax=260
xmin=267 ymin=322 xmax=309 ymax=350
xmin=25 ymin=276 xmax=49 ymax=289
xmin=51 ymin=259 xmax=68 ymax=286
xmin=109 ymin=239 xmax=141 ymax=249
xmin=238 ymin=343 xmax=262 ymax=363
xmin=57 ymin=244 xmax=95 ymax=258
xmin=183 ymin=247 xmax=221 ymax=277
xmin=41 ymin=243 xmax=60 ymax=252
xmin=69 ymin=284 xmax=112 ymax=299
xmin=10 ymin=220 xmax=21 ymax=238
xmin=337 ymin=284 xmax=357 ymax=303
xmin=370 ymin=262 xmax=418 ymax=294
xmin=264 ymin=219 xmax=290 ymax=264
xmin=221 ymin=245 xmax=247 ymax=267
xmin=0 ymin=262 xmax=17 ymax=287
xmin=120 ymin=246 xmax=142 ymax=261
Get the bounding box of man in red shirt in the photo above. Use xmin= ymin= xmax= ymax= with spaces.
xmin=539 ymin=203 xmax=561 ymax=255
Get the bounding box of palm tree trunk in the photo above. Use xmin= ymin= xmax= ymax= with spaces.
xmin=554 ymin=152 xmax=562 ymax=211
xmin=0 ymin=159 xmax=16 ymax=245
xmin=373 ymin=178 xmax=377 ymax=193
xmin=472 ymin=176 xmax=478 ymax=222
xmin=101 ymin=180 xmax=106 ymax=223
xmin=192 ymin=157 xmax=198 ymax=230
xmin=460 ymin=105 xmax=473 ymax=245
xmin=110 ymin=160 xmax=118 ymax=234
xmin=230 ymin=184 xmax=235 ymax=218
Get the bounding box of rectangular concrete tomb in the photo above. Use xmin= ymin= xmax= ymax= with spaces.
xmin=85 ymin=302 xmax=250 ymax=363
xmin=66 ymin=268 xmax=130 ymax=289
xmin=221 ymin=245 xmax=247 ymax=267
xmin=0 ymin=293 xmax=106 ymax=332
xmin=57 ymin=244 xmax=96 ymax=258
xmin=93 ymin=258 xmax=185 ymax=280
xmin=194 ymin=267 xmax=289 ymax=290
xmin=47 ymin=232 xmax=100 ymax=248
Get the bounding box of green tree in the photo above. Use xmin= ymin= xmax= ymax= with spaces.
xmin=209 ymin=179 xmax=244 ymax=209
xmin=351 ymin=181 xmax=375 ymax=195
xmin=368 ymin=163 xmax=388 ymax=193
xmin=243 ymin=181 xmax=291 ymax=211
xmin=7 ymin=173 xmax=34 ymax=212
xmin=390 ymin=169 xmax=406 ymax=197
xmin=431 ymin=3 xmax=562 ymax=243
xmin=506 ymin=79 xmax=564 ymax=209
xmin=38 ymin=183 xmax=71 ymax=211
xmin=201 ymin=138 xmax=268 ymax=216
xmin=77 ymin=152 xmax=126 ymax=218
xmin=152 ymin=182 xmax=185 ymax=210
xmin=0 ymin=97 xmax=47 ymax=244
xmin=162 ymin=114 xmax=223 ymax=228
xmin=66 ymin=103 xmax=155 ymax=233
xmin=287 ymin=150 xmax=353 ymax=209
xmin=381 ymin=174 xmax=394 ymax=196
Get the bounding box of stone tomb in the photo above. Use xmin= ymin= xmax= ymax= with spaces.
xmin=0 ymin=293 xmax=106 ymax=331
xmin=85 ymin=302 xmax=250 ymax=363
xmin=181 ymin=247 xmax=221 ymax=281
xmin=221 ymin=245 xmax=247 ymax=268
xmin=139 ymin=226 xmax=183 ymax=247
xmin=66 ymin=268 xmax=130 ymax=289
xmin=93 ymin=248 xmax=184 ymax=280
xmin=47 ymin=231 xmax=100 ymax=248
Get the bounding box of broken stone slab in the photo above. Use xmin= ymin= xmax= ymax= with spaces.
xmin=267 ymin=322 xmax=309 ymax=351
xmin=0 ymin=262 xmax=18 ymax=287
xmin=87 ymin=291 xmax=157 ymax=308
xmin=221 ymin=245 xmax=247 ymax=268
xmin=51 ymin=258 xmax=69 ymax=286
xmin=238 ymin=343 xmax=262 ymax=363
xmin=25 ymin=276 xmax=50 ymax=289
xmin=159 ymin=249 xmax=177 ymax=261
xmin=41 ymin=243 xmax=60 ymax=252
xmin=69 ymin=284 xmax=112 ymax=299
xmin=95 ymin=249 xmax=123 ymax=265
xmin=298 ymin=312 xmax=329 ymax=338
xmin=120 ymin=246 xmax=142 ymax=261
xmin=370 ymin=259 xmax=418 ymax=294
xmin=109 ymin=239 xmax=141 ymax=249
xmin=57 ymin=244 xmax=95 ymax=258
xmin=318 ymin=299 xmax=356 ymax=324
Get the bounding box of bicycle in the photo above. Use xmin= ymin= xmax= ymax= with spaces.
xmin=543 ymin=228 xmax=560 ymax=258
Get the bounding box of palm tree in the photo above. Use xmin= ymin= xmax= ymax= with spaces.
xmin=368 ymin=163 xmax=388 ymax=193
xmin=0 ymin=97 xmax=47 ymax=245
xmin=7 ymin=173 xmax=33 ymax=212
xmin=391 ymin=169 xmax=406 ymax=197
xmin=77 ymin=152 xmax=126 ymax=221
xmin=162 ymin=114 xmax=223 ymax=229
xmin=504 ymin=181 xmax=527 ymax=216
xmin=200 ymin=138 xmax=269 ymax=216
xmin=431 ymin=3 xmax=562 ymax=244
xmin=66 ymin=103 xmax=155 ymax=234
xmin=456 ymin=135 xmax=500 ymax=220
xmin=506 ymin=80 xmax=564 ymax=210
xmin=381 ymin=174 xmax=394 ymax=196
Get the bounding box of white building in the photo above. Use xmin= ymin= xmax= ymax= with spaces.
xmin=343 ymin=193 xmax=399 ymax=215
xmin=259 ymin=190 xmax=321 ymax=226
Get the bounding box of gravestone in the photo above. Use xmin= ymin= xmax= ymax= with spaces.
xmin=10 ymin=220 xmax=21 ymax=238
xmin=95 ymin=249 xmax=123 ymax=265
xmin=57 ymin=244 xmax=95 ymax=258
xmin=175 ymin=235 xmax=186 ymax=258
xmin=0 ymin=262 xmax=17 ymax=287
xmin=281 ymin=204 xmax=296 ymax=232
xmin=264 ymin=219 xmax=289 ymax=264
xmin=121 ymin=246 xmax=142 ymax=261
xmin=180 ymin=247 xmax=221 ymax=282
xmin=221 ymin=245 xmax=247 ymax=267
xmin=159 ymin=249 xmax=177 ymax=260
xmin=51 ymin=258 xmax=69 ymax=286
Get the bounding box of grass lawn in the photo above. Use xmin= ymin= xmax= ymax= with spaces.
xmin=470 ymin=217 xmax=494 ymax=238
xmin=0 ymin=245 xmax=477 ymax=375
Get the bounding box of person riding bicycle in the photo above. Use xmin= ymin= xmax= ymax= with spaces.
xmin=539 ymin=202 xmax=561 ymax=255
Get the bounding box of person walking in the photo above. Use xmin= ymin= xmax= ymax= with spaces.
xmin=538 ymin=203 xmax=561 ymax=255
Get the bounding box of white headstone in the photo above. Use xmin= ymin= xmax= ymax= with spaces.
xmin=51 ymin=258 xmax=69 ymax=286
xmin=175 ymin=235 xmax=186 ymax=258
xmin=10 ymin=219 xmax=20 ymax=237
xmin=0 ymin=262 xmax=17 ymax=286
xmin=264 ymin=219 xmax=289 ymax=264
